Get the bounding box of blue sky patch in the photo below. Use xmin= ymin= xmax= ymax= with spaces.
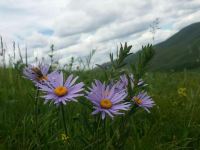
xmin=39 ymin=29 xmax=54 ymax=36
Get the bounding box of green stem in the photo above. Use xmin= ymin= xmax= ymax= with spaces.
xmin=61 ymin=104 xmax=68 ymax=136
xmin=96 ymin=115 xmax=101 ymax=150
xmin=34 ymin=88 xmax=40 ymax=147
xmin=116 ymin=106 xmax=138 ymax=148
xmin=103 ymin=118 xmax=106 ymax=148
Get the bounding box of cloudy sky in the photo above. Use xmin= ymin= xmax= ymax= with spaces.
xmin=0 ymin=0 xmax=200 ymax=66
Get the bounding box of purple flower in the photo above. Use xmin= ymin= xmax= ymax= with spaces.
xmin=86 ymin=80 xmax=131 ymax=119
xmin=119 ymin=74 xmax=146 ymax=90
xmin=133 ymin=92 xmax=155 ymax=113
xmin=37 ymin=71 xmax=84 ymax=105
xmin=23 ymin=63 xmax=50 ymax=83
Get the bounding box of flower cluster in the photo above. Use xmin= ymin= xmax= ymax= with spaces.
xmin=23 ymin=63 xmax=155 ymax=120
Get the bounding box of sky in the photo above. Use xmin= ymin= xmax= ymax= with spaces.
xmin=0 ymin=0 xmax=200 ymax=67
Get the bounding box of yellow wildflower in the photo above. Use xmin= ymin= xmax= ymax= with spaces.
xmin=60 ymin=133 xmax=69 ymax=143
xmin=177 ymin=88 xmax=187 ymax=97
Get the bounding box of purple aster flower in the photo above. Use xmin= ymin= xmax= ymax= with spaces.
xmin=120 ymin=74 xmax=147 ymax=88
xmin=133 ymin=92 xmax=155 ymax=113
xmin=86 ymin=80 xmax=131 ymax=119
xmin=23 ymin=63 xmax=50 ymax=83
xmin=37 ymin=71 xmax=84 ymax=105
xmin=119 ymin=74 xmax=146 ymax=89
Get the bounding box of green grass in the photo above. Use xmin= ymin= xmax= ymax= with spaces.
xmin=0 ymin=68 xmax=200 ymax=149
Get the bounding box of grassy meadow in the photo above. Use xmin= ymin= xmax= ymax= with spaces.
xmin=0 ymin=67 xmax=200 ymax=150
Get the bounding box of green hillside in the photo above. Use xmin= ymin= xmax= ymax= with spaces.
xmin=126 ymin=22 xmax=200 ymax=71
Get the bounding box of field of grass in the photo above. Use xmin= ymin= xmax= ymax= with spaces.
xmin=0 ymin=68 xmax=200 ymax=150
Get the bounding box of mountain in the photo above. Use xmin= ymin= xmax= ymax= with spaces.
xmin=126 ymin=22 xmax=200 ymax=71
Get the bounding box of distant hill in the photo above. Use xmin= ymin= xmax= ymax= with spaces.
xmin=126 ymin=22 xmax=200 ymax=71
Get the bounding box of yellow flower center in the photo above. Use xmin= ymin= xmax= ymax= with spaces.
xmin=54 ymin=86 xmax=68 ymax=97
xmin=134 ymin=97 xmax=142 ymax=105
xmin=100 ymin=99 xmax=112 ymax=109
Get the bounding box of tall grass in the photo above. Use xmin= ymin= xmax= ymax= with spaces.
xmin=0 ymin=68 xmax=200 ymax=149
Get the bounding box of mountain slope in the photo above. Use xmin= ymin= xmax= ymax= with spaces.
xmin=126 ymin=22 xmax=200 ymax=71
